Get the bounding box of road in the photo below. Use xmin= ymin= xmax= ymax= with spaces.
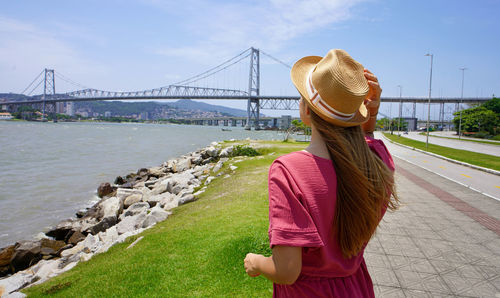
xmin=376 ymin=132 xmax=500 ymax=201
xmin=393 ymin=131 xmax=500 ymax=156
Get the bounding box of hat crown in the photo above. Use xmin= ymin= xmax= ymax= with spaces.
xmin=311 ymin=49 xmax=369 ymax=115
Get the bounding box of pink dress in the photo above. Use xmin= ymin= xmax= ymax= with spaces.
xmin=268 ymin=137 xmax=394 ymax=298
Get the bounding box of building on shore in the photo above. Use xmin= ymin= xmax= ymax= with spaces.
xmin=0 ymin=112 xmax=13 ymax=120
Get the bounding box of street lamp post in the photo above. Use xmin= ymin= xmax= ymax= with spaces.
xmin=397 ymin=85 xmax=402 ymax=135
xmin=458 ymin=67 xmax=467 ymax=139
xmin=425 ymin=53 xmax=433 ymax=150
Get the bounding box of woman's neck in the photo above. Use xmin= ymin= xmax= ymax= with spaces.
xmin=304 ymin=125 xmax=331 ymax=160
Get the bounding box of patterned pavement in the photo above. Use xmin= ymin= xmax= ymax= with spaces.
xmin=365 ymin=157 xmax=500 ymax=297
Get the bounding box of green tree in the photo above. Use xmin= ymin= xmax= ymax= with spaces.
xmin=483 ymin=97 xmax=500 ymax=114
xmin=453 ymin=106 xmax=498 ymax=135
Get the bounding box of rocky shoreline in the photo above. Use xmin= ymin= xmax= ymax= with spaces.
xmin=0 ymin=141 xmax=243 ymax=297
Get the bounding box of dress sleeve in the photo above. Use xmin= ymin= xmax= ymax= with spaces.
xmin=268 ymin=161 xmax=324 ymax=248
xmin=365 ymin=136 xmax=395 ymax=172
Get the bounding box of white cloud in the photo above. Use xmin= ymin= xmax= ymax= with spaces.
xmin=151 ymin=0 xmax=367 ymax=62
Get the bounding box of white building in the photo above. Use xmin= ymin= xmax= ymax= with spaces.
xmin=0 ymin=112 xmax=13 ymax=120
xmin=104 ymin=111 xmax=112 ymax=117
xmin=66 ymin=102 xmax=74 ymax=116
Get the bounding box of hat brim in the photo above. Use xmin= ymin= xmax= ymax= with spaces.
xmin=291 ymin=55 xmax=369 ymax=127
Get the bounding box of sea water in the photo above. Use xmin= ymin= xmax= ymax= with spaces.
xmin=0 ymin=121 xmax=289 ymax=247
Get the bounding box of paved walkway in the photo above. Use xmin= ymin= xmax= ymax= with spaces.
xmin=400 ymin=132 xmax=500 ymax=156
xmin=378 ymin=132 xmax=500 ymax=201
xmin=365 ymin=156 xmax=500 ymax=297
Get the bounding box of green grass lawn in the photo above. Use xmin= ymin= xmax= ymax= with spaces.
xmin=384 ymin=133 xmax=500 ymax=171
xmin=418 ymin=132 xmax=500 ymax=146
xmin=23 ymin=140 xmax=307 ymax=297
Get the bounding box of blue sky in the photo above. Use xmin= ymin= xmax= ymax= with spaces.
xmin=1 ymin=0 xmax=499 ymax=118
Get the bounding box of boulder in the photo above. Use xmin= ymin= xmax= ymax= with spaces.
xmin=116 ymin=188 xmax=142 ymax=201
xmin=97 ymin=182 xmax=114 ymax=198
xmin=219 ymin=146 xmax=234 ymax=157
xmin=40 ymin=239 xmax=66 ymax=257
xmin=202 ymin=157 xmax=213 ymax=165
xmin=150 ymin=183 xmax=168 ymax=196
xmin=178 ymin=194 xmax=197 ymax=205
xmin=142 ymin=207 xmax=171 ymax=228
xmin=0 ymin=245 xmax=15 ymax=267
xmin=87 ymin=216 xmax=117 ymax=235
xmin=158 ymin=193 xmax=177 ymax=208
xmin=148 ymin=167 xmax=165 ymax=178
xmin=137 ymin=168 xmax=149 ymax=177
xmin=204 ymin=176 xmax=215 ymax=185
xmin=121 ymin=202 xmax=150 ymax=218
xmin=29 ymin=258 xmax=62 ymax=286
xmin=191 ymin=154 xmax=203 ymax=165
xmin=45 ymin=219 xmax=74 ymax=241
xmin=0 ymin=273 xmax=33 ymax=296
xmin=96 ymin=226 xmax=119 ymax=254
xmin=206 ymin=146 xmax=219 ymax=157
xmin=99 ymin=196 xmax=122 ymax=219
xmin=116 ymin=212 xmax=147 ymax=235
xmin=10 ymin=241 xmax=41 ymax=272
xmin=68 ymin=231 xmax=85 ymax=245
xmin=230 ymin=165 xmax=238 ymax=171
xmin=212 ymin=160 xmax=224 ymax=173
xmin=174 ymin=158 xmax=191 ymax=172
xmin=114 ymin=176 xmax=126 ymax=185
xmin=123 ymin=194 xmax=142 ymax=209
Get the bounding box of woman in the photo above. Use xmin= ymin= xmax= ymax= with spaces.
xmin=244 ymin=49 xmax=399 ymax=297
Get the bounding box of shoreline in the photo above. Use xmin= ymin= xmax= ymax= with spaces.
xmin=0 ymin=139 xmax=246 ymax=295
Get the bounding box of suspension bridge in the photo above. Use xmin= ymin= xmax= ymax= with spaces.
xmin=1 ymin=47 xmax=491 ymax=129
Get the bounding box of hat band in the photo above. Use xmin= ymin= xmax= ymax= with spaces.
xmin=306 ymin=68 xmax=355 ymax=121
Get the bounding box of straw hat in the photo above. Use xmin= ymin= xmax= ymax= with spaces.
xmin=291 ymin=49 xmax=370 ymax=127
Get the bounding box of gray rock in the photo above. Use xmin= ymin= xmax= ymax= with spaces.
xmin=230 ymin=165 xmax=238 ymax=171
xmin=5 ymin=291 xmax=27 ymax=298
xmin=116 ymin=212 xmax=147 ymax=235
xmin=123 ymin=193 xmax=142 ymax=208
xmin=206 ymin=146 xmax=219 ymax=157
xmin=191 ymin=154 xmax=203 ymax=165
xmin=45 ymin=219 xmax=74 ymax=241
xmin=142 ymin=207 xmax=171 ymax=228
xmin=0 ymin=273 xmax=33 ymax=296
xmin=158 ymin=193 xmax=177 ymax=209
xmin=99 ymin=196 xmax=122 ymax=219
xmin=116 ymin=188 xmax=142 ymax=201
xmin=121 ymin=202 xmax=150 ymax=218
xmin=212 ymin=160 xmax=224 ymax=173
xmin=204 ymin=176 xmax=215 ymax=185
xmin=148 ymin=167 xmax=165 ymax=178
xmin=29 ymin=258 xmax=62 ymax=286
xmin=10 ymin=241 xmax=41 ymax=273
xmin=176 ymin=158 xmax=192 ymax=172
xmin=202 ymin=157 xmax=213 ymax=164
xmin=219 ymin=146 xmax=233 ymax=157
xmin=96 ymin=226 xmax=119 ymax=254
xmin=87 ymin=216 xmax=117 ymax=235
xmin=178 ymin=194 xmax=197 ymax=205
xmin=150 ymin=183 xmax=168 ymax=196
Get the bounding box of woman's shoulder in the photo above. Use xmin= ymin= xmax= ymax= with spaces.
xmin=270 ymin=150 xmax=332 ymax=174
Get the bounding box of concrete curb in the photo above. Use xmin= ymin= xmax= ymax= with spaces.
xmin=381 ymin=133 xmax=500 ymax=177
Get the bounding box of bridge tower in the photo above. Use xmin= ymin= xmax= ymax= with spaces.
xmin=41 ymin=69 xmax=57 ymax=122
xmin=245 ymin=47 xmax=260 ymax=130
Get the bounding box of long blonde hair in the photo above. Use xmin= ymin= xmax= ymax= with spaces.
xmin=310 ymin=111 xmax=399 ymax=259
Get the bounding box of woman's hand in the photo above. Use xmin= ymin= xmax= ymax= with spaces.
xmin=364 ymin=69 xmax=382 ymax=116
xmin=244 ymin=253 xmax=262 ymax=277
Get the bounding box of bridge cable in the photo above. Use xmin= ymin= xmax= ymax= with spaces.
xmin=20 ymin=70 xmax=44 ymax=95
xmin=26 ymin=79 xmax=44 ymax=96
xmin=175 ymin=52 xmax=251 ymax=86
xmin=173 ymin=47 xmax=252 ymax=86
xmin=260 ymin=50 xmax=292 ymax=69
xmin=55 ymin=72 xmax=90 ymax=90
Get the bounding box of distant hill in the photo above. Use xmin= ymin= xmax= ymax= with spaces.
xmin=0 ymin=93 xmax=259 ymax=118
xmin=169 ymin=99 xmax=264 ymax=117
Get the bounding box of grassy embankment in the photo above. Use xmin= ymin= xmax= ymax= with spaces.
xmin=23 ymin=140 xmax=307 ymax=297
xmin=384 ymin=133 xmax=500 ymax=171
xmin=418 ymin=132 xmax=500 ymax=146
